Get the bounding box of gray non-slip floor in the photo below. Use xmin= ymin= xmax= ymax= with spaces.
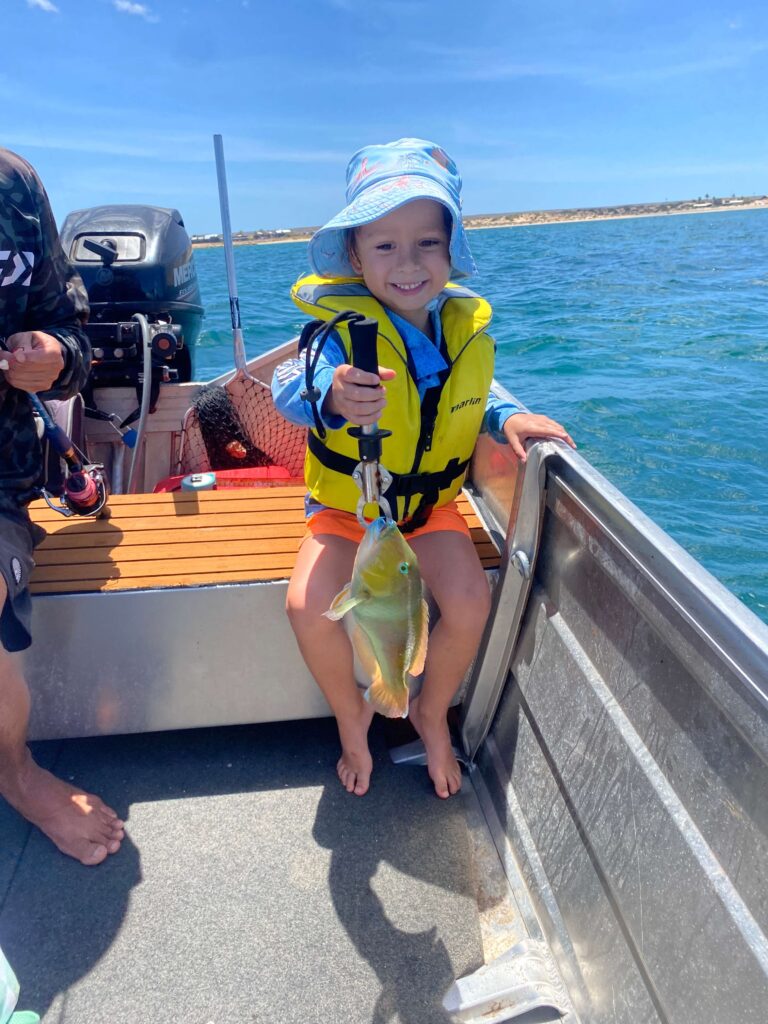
xmin=0 ymin=718 xmax=484 ymax=1024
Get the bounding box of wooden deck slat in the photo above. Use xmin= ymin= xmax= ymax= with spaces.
xmin=28 ymin=493 xmax=310 ymax=524
xmin=35 ymin=510 xmax=309 ymax=537
xmin=37 ymin=523 xmax=308 ymax=550
xmin=34 ymin=509 xmax=485 ymax=533
xmin=33 ymin=538 xmax=501 ymax=574
xmin=30 ymin=555 xmax=501 ymax=595
xmin=32 ymin=543 xmax=501 ymax=581
xmin=29 ymin=487 xmax=499 ymax=594
xmin=33 ymin=510 xmax=309 ymax=537
xmin=37 ymin=524 xmax=489 ymax=554
xmin=37 ymin=538 xmax=304 ymax=566
xmin=29 ymin=487 xmax=478 ymax=518
xmin=31 ymin=553 xmax=300 ymax=582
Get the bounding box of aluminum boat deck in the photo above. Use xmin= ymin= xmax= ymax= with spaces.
xmin=0 ymin=718 xmax=496 ymax=1023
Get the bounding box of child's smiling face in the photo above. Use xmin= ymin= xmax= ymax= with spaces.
xmin=349 ymin=198 xmax=451 ymax=334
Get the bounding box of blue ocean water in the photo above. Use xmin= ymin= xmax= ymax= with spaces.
xmin=192 ymin=209 xmax=768 ymax=624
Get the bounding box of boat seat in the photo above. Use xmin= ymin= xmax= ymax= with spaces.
xmin=27 ymin=486 xmax=500 ymax=595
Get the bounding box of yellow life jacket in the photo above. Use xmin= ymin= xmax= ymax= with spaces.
xmin=291 ymin=274 xmax=495 ymax=528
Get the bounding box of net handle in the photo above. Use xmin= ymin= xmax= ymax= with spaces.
xmin=213 ymin=134 xmax=247 ymax=373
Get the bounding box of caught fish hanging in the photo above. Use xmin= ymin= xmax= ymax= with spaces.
xmin=324 ymin=516 xmax=429 ymax=719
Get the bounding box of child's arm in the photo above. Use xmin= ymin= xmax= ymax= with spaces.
xmin=482 ymin=394 xmax=524 ymax=443
xmin=271 ymin=332 xmax=348 ymax=429
xmin=272 ymin=330 xmax=397 ymax=429
xmin=482 ymin=393 xmax=575 ymax=462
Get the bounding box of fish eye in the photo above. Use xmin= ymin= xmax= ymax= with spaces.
xmin=398 ymin=561 xmax=409 ymax=574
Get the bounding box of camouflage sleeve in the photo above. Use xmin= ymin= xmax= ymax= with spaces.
xmin=17 ymin=155 xmax=91 ymax=400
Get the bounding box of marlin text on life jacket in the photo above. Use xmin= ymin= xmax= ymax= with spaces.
xmin=450 ymin=397 xmax=482 ymax=413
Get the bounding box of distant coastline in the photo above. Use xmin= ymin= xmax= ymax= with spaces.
xmin=191 ymin=195 xmax=768 ymax=248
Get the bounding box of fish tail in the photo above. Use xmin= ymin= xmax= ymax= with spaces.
xmin=364 ymin=678 xmax=409 ymax=720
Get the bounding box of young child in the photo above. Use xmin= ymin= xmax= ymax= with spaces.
xmin=272 ymin=138 xmax=574 ymax=800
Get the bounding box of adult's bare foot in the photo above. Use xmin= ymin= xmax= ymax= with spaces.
xmin=336 ymin=701 xmax=375 ymax=796
xmin=409 ymin=697 xmax=462 ymax=799
xmin=3 ymin=756 xmax=124 ymax=866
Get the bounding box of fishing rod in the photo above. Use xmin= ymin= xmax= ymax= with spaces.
xmin=0 ymin=340 xmax=108 ymax=517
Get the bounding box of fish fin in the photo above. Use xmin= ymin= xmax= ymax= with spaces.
xmin=407 ymin=599 xmax=430 ymax=677
xmin=365 ymin=672 xmax=410 ymax=720
xmin=347 ymin=623 xmax=408 ymax=719
xmin=348 ymin=621 xmax=380 ymax=683
xmin=324 ymin=583 xmax=364 ymax=621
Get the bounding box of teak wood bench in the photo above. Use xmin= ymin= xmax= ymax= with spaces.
xmin=28 ymin=486 xmax=500 ymax=595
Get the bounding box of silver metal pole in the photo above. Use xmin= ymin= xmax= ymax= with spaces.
xmin=213 ymin=134 xmax=246 ymax=373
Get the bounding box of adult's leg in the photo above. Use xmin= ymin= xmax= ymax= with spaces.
xmin=409 ymin=531 xmax=492 ymax=798
xmin=0 ymin=576 xmax=124 ymax=865
xmin=286 ymin=534 xmax=375 ymax=795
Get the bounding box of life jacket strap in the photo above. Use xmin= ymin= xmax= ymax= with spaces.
xmin=306 ymin=431 xmax=469 ymax=523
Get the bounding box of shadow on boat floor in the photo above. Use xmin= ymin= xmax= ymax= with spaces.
xmin=0 ymin=718 xmax=484 ymax=1024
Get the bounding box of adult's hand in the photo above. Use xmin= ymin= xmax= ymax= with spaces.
xmin=3 ymin=331 xmax=64 ymax=392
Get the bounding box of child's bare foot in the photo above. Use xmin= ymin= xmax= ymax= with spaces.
xmin=3 ymin=756 xmax=124 ymax=866
xmin=336 ymin=701 xmax=375 ymax=796
xmin=409 ymin=697 xmax=462 ymax=799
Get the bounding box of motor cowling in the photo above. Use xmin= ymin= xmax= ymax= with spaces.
xmin=59 ymin=205 xmax=204 ymax=386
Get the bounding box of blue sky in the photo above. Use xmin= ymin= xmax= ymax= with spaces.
xmin=4 ymin=0 xmax=767 ymax=234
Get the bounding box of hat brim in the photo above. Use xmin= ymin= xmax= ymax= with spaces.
xmin=308 ymin=175 xmax=476 ymax=280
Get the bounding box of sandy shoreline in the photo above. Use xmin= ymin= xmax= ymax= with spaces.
xmin=192 ymin=198 xmax=767 ymax=248
xmin=464 ymin=199 xmax=768 ymax=231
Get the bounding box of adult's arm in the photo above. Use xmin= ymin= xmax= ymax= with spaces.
xmin=12 ymin=152 xmax=91 ymax=400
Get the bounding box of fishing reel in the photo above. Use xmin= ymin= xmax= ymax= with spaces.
xmin=40 ymin=463 xmax=110 ymax=518
xmin=27 ymin=392 xmax=110 ymax=518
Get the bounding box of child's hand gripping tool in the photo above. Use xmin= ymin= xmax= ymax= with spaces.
xmin=346 ymin=317 xmax=394 ymax=526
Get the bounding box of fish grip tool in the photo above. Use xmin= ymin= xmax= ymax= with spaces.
xmin=346 ymin=317 xmax=394 ymax=525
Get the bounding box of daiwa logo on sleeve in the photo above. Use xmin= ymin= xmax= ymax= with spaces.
xmin=0 ymin=251 xmax=34 ymax=287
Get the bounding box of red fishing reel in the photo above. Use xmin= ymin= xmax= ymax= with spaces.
xmin=41 ymin=463 xmax=110 ymax=518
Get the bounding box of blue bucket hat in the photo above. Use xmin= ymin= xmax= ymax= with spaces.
xmin=308 ymin=138 xmax=476 ymax=280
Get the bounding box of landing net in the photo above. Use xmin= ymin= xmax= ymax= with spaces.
xmin=178 ymin=376 xmax=307 ymax=478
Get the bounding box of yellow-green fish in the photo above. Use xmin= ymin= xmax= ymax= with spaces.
xmin=324 ymin=517 xmax=429 ymax=719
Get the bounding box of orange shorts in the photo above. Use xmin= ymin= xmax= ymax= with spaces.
xmin=302 ymin=500 xmax=470 ymax=546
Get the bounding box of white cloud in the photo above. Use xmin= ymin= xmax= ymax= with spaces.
xmin=2 ymin=129 xmax=348 ymax=166
xmin=26 ymin=0 xmax=59 ymax=12
xmin=113 ymin=1 xmax=158 ymax=21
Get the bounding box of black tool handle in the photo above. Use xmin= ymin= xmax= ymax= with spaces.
xmin=348 ymin=317 xmax=379 ymax=377
xmin=345 ymin=317 xmax=391 ymax=464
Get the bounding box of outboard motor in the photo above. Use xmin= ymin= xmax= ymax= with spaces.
xmin=60 ymin=205 xmax=203 ymax=394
